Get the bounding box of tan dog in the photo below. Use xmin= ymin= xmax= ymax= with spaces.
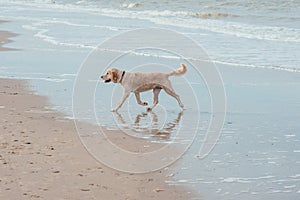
xmin=101 ymin=64 xmax=187 ymax=112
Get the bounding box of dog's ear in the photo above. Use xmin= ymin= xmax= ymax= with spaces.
xmin=112 ymin=70 xmax=119 ymax=83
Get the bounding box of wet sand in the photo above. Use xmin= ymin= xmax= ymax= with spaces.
xmin=0 ymin=20 xmax=17 ymax=51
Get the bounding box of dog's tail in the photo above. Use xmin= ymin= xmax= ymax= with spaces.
xmin=168 ymin=63 xmax=187 ymax=76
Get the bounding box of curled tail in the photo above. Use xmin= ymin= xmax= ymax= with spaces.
xmin=168 ymin=63 xmax=187 ymax=76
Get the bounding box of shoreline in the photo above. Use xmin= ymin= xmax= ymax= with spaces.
xmin=0 ymin=21 xmax=195 ymax=199
xmin=0 ymin=20 xmax=18 ymax=51
xmin=0 ymin=79 xmax=195 ymax=199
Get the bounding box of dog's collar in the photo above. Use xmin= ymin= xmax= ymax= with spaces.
xmin=119 ymin=71 xmax=125 ymax=84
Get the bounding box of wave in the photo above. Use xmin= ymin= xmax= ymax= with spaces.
xmin=6 ymin=23 xmax=300 ymax=73
xmin=189 ymin=12 xmax=237 ymax=19
xmin=0 ymin=71 xmax=76 ymax=82
xmin=2 ymin=0 xmax=299 ymax=74
xmin=22 ymin=23 xmax=95 ymax=49
xmin=2 ymin=0 xmax=300 ymax=42
xmin=122 ymin=3 xmax=141 ymax=9
xmin=212 ymin=60 xmax=300 ymax=73
xmin=0 ymin=75 xmax=70 ymax=82
xmin=96 ymin=10 xmax=300 ymax=43
xmin=221 ymin=175 xmax=275 ymax=183
xmin=145 ymin=16 xmax=300 ymax=42
xmin=90 ymin=48 xmax=300 ymax=73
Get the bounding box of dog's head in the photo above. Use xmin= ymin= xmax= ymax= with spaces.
xmin=101 ymin=68 xmax=120 ymax=83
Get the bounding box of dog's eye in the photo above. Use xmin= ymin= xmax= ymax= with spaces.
xmin=106 ymin=72 xmax=109 ymax=75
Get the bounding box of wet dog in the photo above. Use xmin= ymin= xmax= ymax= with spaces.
xmin=101 ymin=64 xmax=187 ymax=112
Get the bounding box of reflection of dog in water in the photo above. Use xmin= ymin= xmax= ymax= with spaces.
xmin=101 ymin=64 xmax=187 ymax=112
xmin=114 ymin=111 xmax=183 ymax=138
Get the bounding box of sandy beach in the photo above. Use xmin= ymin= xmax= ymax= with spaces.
xmin=0 ymin=31 xmax=193 ymax=199
xmin=0 ymin=24 xmax=192 ymax=200
xmin=0 ymin=80 xmax=193 ymax=199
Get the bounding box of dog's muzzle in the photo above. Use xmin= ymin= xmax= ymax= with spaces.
xmin=101 ymin=75 xmax=111 ymax=83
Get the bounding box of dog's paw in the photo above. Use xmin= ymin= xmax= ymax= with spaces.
xmin=142 ymin=102 xmax=148 ymax=106
xmin=111 ymin=108 xmax=117 ymax=112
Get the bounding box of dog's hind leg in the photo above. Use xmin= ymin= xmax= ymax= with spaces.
xmin=147 ymin=88 xmax=161 ymax=111
xmin=134 ymin=92 xmax=148 ymax=106
xmin=163 ymin=86 xmax=184 ymax=109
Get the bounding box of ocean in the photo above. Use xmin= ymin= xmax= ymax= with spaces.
xmin=1 ymin=0 xmax=300 ymax=71
xmin=0 ymin=0 xmax=299 ymax=199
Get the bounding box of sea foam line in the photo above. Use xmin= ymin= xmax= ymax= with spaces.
xmin=94 ymin=48 xmax=300 ymax=73
xmin=0 ymin=75 xmax=70 ymax=83
xmin=220 ymin=175 xmax=275 ymax=183
xmin=2 ymin=0 xmax=300 ymax=42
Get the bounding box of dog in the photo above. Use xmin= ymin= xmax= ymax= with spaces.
xmin=101 ymin=63 xmax=187 ymax=112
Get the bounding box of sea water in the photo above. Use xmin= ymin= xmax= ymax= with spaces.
xmin=0 ymin=0 xmax=299 ymax=199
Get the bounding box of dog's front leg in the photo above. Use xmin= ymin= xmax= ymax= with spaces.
xmin=134 ymin=92 xmax=148 ymax=106
xmin=111 ymin=91 xmax=130 ymax=112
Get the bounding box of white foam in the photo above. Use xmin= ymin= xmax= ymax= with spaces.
xmin=25 ymin=109 xmax=55 ymax=113
xmin=267 ymin=190 xmax=293 ymax=194
xmin=95 ymin=48 xmax=300 ymax=73
xmin=213 ymin=60 xmax=300 ymax=73
xmin=271 ymin=178 xmax=300 ymax=183
xmin=59 ymin=73 xmax=77 ymax=77
xmin=221 ymin=175 xmax=274 ymax=183
xmin=95 ymin=8 xmax=300 ymax=42
xmin=122 ymin=3 xmax=141 ymax=9
xmin=3 ymin=0 xmax=300 ymax=43
xmin=21 ymin=19 xmax=96 ymax=49
xmin=285 ymin=134 xmax=296 ymax=138
xmin=177 ymin=179 xmax=188 ymax=183
xmin=284 ymin=185 xmax=296 ymax=189
xmin=0 ymin=75 xmax=70 ymax=82
xmin=290 ymin=174 xmax=300 ymax=178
